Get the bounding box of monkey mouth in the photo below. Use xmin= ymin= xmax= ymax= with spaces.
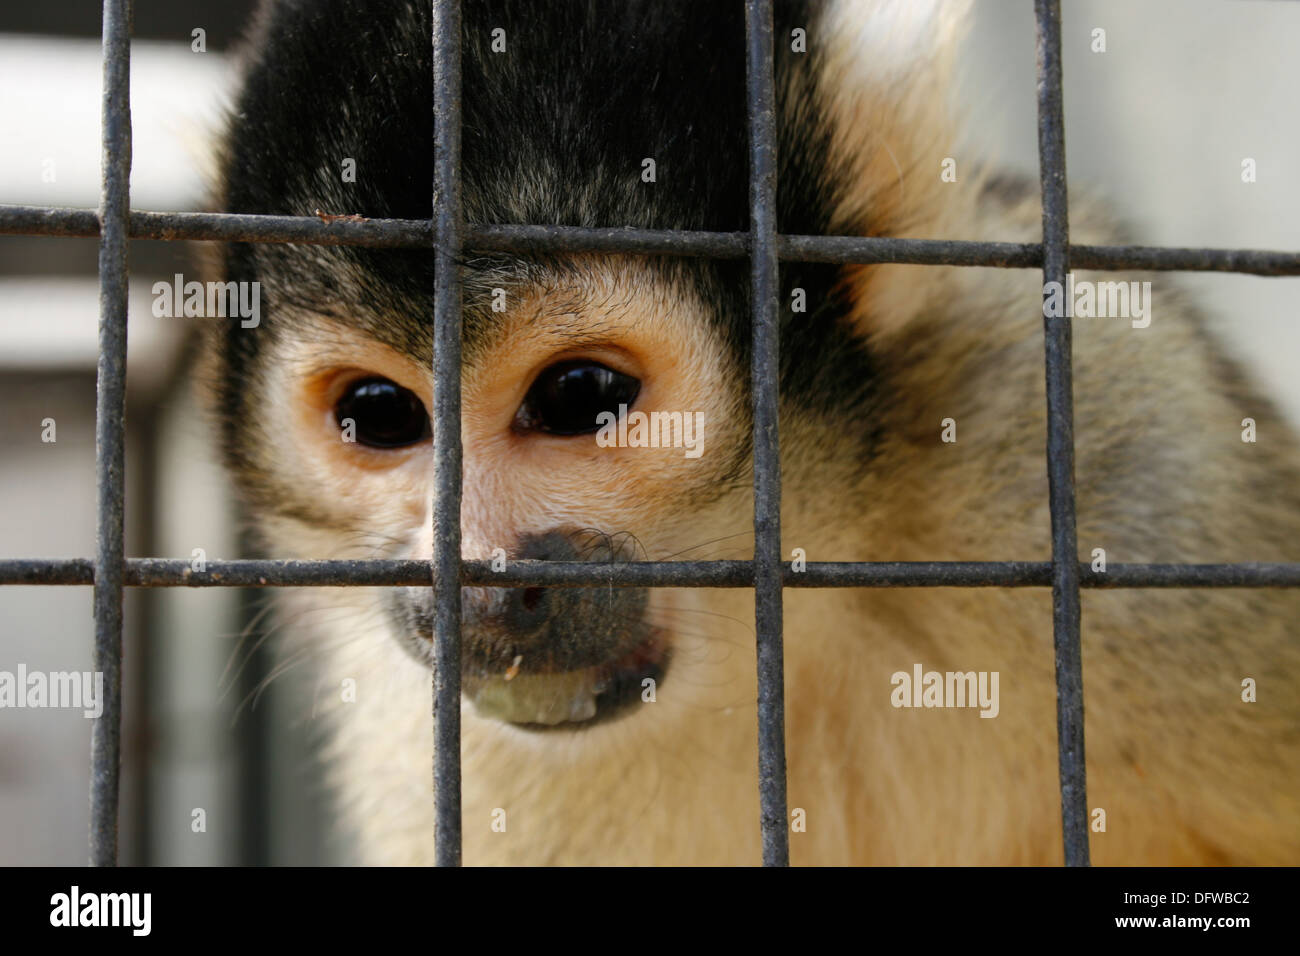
xmin=464 ymin=628 xmax=669 ymax=729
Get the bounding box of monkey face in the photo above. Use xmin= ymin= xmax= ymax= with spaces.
xmin=235 ymin=256 xmax=753 ymax=728
xmin=209 ymin=0 xmax=885 ymax=737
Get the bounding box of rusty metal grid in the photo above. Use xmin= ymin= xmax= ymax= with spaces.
xmin=1 ymin=0 xmax=1298 ymax=867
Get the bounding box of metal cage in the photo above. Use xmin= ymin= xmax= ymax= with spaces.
xmin=2 ymin=0 xmax=1300 ymax=867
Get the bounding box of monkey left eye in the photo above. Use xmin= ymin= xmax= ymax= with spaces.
xmin=334 ymin=377 xmax=431 ymax=448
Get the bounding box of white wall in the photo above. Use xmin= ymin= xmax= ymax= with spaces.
xmin=961 ymin=0 xmax=1300 ymax=424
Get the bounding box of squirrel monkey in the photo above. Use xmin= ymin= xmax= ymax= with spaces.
xmin=203 ymin=0 xmax=1300 ymax=864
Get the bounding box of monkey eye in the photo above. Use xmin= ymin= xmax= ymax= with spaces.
xmin=334 ymin=377 xmax=430 ymax=448
xmin=515 ymin=360 xmax=641 ymax=435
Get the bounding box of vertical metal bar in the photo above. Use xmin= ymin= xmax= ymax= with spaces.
xmin=235 ymin=530 xmax=272 ymax=865
xmin=745 ymin=0 xmax=790 ymax=867
xmin=91 ymin=0 xmax=132 ymax=868
xmin=431 ymin=0 xmax=464 ymax=867
xmin=1033 ymin=0 xmax=1090 ymax=867
xmin=127 ymin=406 xmax=157 ymax=865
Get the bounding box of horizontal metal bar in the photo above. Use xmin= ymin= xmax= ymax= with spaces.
xmin=1070 ymin=244 xmax=1300 ymax=275
xmin=4 ymin=204 xmax=1300 ymax=275
xmin=0 ymin=205 xmax=433 ymax=247
xmin=5 ymin=558 xmax=1300 ymax=589
xmin=471 ymin=222 xmax=747 ymax=258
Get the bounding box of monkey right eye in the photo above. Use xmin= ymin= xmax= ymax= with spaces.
xmin=333 ymin=377 xmax=431 ymax=448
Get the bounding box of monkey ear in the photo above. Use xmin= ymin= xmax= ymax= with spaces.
xmin=799 ymin=0 xmax=973 ymax=238
xmin=817 ymin=0 xmax=972 ymax=89
xmin=786 ymin=0 xmax=975 ymax=345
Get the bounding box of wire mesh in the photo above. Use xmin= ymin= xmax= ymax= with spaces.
xmin=1 ymin=0 xmax=1298 ymax=868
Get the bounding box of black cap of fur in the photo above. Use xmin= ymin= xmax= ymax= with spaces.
xmin=217 ymin=0 xmax=882 ymax=476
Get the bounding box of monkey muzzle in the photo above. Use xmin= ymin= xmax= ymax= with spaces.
xmin=397 ymin=529 xmax=669 ymax=728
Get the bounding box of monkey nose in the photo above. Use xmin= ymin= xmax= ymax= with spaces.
xmin=463 ymin=528 xmax=645 ymax=663
xmin=494 ymin=530 xmax=579 ymax=642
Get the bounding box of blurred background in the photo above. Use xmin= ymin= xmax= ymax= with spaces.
xmin=0 ymin=0 xmax=1297 ymax=864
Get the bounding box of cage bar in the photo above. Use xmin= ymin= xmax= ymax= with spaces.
xmin=745 ymin=0 xmax=790 ymax=868
xmin=6 ymin=204 xmax=1300 ymax=276
xmin=0 ymin=0 xmax=1295 ymax=869
xmin=431 ymin=0 xmax=465 ymax=868
xmin=88 ymin=0 xmax=132 ymax=869
xmin=6 ymin=558 xmax=1300 ymax=590
xmin=1034 ymin=0 xmax=1091 ymax=867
